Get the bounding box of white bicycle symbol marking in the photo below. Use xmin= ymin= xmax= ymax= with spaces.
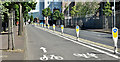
xmin=73 ymin=53 xmax=98 ymax=58
xmin=40 ymin=54 xmax=64 ymax=60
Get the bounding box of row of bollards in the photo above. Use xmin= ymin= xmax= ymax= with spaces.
xmin=39 ymin=23 xmax=80 ymax=40
xmin=35 ymin=23 xmax=118 ymax=54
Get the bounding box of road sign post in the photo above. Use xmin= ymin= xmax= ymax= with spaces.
xmin=76 ymin=25 xmax=79 ymax=41
xmin=53 ymin=24 xmax=55 ymax=31
xmin=112 ymin=27 xmax=118 ymax=54
xmin=61 ymin=25 xmax=64 ymax=34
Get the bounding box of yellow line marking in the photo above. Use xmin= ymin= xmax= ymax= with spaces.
xmin=37 ymin=26 xmax=120 ymax=52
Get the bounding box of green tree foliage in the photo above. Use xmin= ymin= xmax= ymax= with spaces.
xmin=42 ymin=7 xmax=52 ymax=24
xmin=59 ymin=13 xmax=64 ymax=21
xmin=103 ymin=1 xmax=112 ymax=16
xmin=21 ymin=2 xmax=37 ymax=21
xmin=2 ymin=2 xmax=37 ymax=25
xmin=52 ymin=10 xmax=64 ymax=21
xmin=76 ymin=2 xmax=99 ymax=17
xmin=42 ymin=7 xmax=52 ymax=17
xmin=30 ymin=15 xmax=34 ymax=22
xmin=70 ymin=6 xmax=78 ymax=17
xmin=52 ymin=10 xmax=60 ymax=21
xmin=103 ymin=0 xmax=112 ymax=30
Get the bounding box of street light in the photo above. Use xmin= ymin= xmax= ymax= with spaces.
xmin=68 ymin=0 xmax=69 ymax=26
xmin=114 ymin=0 xmax=116 ymax=27
xmin=112 ymin=6 xmax=114 ymax=28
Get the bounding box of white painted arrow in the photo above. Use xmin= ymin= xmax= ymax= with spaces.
xmin=40 ymin=47 xmax=47 ymax=53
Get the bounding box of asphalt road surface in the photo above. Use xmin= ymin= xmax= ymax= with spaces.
xmin=48 ymin=26 xmax=120 ymax=48
xmin=25 ymin=25 xmax=119 ymax=61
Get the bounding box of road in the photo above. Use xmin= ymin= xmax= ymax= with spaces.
xmin=25 ymin=25 xmax=119 ymax=61
xmin=48 ymin=26 xmax=120 ymax=48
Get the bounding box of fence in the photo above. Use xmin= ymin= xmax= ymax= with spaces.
xmin=56 ymin=10 xmax=120 ymax=29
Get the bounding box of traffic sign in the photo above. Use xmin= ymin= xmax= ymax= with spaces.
xmin=112 ymin=27 xmax=118 ymax=54
xmin=61 ymin=25 xmax=64 ymax=33
xmin=53 ymin=24 xmax=55 ymax=31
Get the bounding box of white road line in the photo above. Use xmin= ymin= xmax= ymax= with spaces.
xmin=35 ymin=26 xmax=120 ymax=59
xmin=35 ymin=26 xmax=116 ymax=54
xmin=40 ymin=47 xmax=47 ymax=53
xmin=64 ymin=34 xmax=120 ymax=55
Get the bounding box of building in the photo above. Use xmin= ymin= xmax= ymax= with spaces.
xmin=39 ymin=0 xmax=62 ymax=23
xmin=28 ymin=10 xmax=39 ymax=19
xmin=28 ymin=0 xmax=39 ymax=19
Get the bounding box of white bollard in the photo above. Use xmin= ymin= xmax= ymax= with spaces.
xmin=112 ymin=27 xmax=118 ymax=54
xmin=61 ymin=25 xmax=64 ymax=34
xmin=53 ymin=24 xmax=55 ymax=31
xmin=48 ymin=24 xmax=50 ymax=29
xmin=76 ymin=25 xmax=79 ymax=41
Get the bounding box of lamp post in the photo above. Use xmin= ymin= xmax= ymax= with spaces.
xmin=114 ymin=0 xmax=116 ymax=27
xmin=68 ymin=0 xmax=69 ymax=26
xmin=112 ymin=6 xmax=114 ymax=28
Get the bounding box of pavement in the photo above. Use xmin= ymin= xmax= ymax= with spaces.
xmin=1 ymin=26 xmax=25 ymax=60
xmin=85 ymin=29 xmax=120 ymax=35
xmin=25 ymin=25 xmax=120 ymax=61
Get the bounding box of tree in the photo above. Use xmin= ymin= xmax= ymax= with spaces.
xmin=103 ymin=0 xmax=112 ymax=30
xmin=59 ymin=13 xmax=65 ymax=25
xmin=3 ymin=2 xmax=37 ymax=35
xmin=76 ymin=2 xmax=99 ymax=17
xmin=42 ymin=7 xmax=52 ymax=25
xmin=52 ymin=10 xmax=64 ymax=25
xmin=21 ymin=2 xmax=37 ymax=25
xmin=53 ymin=10 xmax=60 ymax=20
xmin=30 ymin=15 xmax=34 ymax=23
xmin=3 ymin=2 xmax=37 ymax=26
xmin=2 ymin=1 xmax=37 ymax=50
xmin=70 ymin=6 xmax=78 ymax=25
